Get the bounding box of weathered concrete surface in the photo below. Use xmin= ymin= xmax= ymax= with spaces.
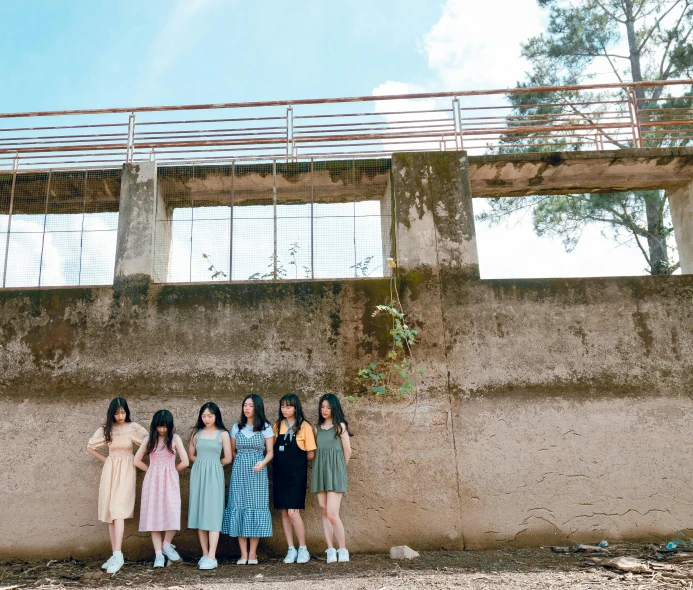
xmin=468 ymin=148 xmax=693 ymax=197
xmin=392 ymin=151 xmax=479 ymax=275
xmin=2 ymin=150 xmax=693 ymax=560
xmin=114 ymin=163 xmax=158 ymax=286
xmin=0 ymin=273 xmax=692 ymax=559
xmin=668 ymin=181 xmax=693 ymax=274
xmin=157 ymin=160 xmax=391 ymax=208
xmin=438 ymin=274 xmax=693 ymax=548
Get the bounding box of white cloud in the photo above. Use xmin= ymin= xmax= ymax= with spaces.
xmin=421 ymin=0 xmax=546 ymax=91
xmin=372 ymin=81 xmax=441 ymax=152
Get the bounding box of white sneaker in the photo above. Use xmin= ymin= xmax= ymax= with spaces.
xmin=101 ymin=555 xmax=115 ymax=570
xmin=325 ymin=548 xmax=337 ymax=564
xmin=297 ymin=546 xmax=310 ymax=563
xmin=337 ymin=548 xmax=350 ymax=562
xmin=198 ymin=555 xmax=207 ymax=566
xmin=199 ymin=556 xmax=218 ymax=570
xmin=162 ymin=544 xmax=181 ymax=562
xmin=106 ymin=553 xmax=124 ymax=574
xmin=283 ymin=547 xmax=298 ymax=563
xmin=153 ymin=554 xmax=165 ymax=568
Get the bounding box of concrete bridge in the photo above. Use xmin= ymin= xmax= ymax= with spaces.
xmin=0 ymin=147 xmax=692 ymax=559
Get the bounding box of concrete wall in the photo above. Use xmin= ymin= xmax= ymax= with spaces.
xmin=1 ymin=151 xmax=692 ymax=560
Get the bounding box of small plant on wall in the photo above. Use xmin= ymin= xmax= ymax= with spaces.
xmin=352 ymin=257 xmax=424 ymax=401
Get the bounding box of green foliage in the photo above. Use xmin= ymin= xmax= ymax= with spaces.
xmin=249 ymin=253 xmax=287 ymax=281
xmin=202 ymin=253 xmax=227 ymax=281
xmin=482 ymin=0 xmax=693 ymax=275
xmin=355 ymin=260 xmax=424 ymax=399
xmin=350 ymin=256 xmax=375 ymax=277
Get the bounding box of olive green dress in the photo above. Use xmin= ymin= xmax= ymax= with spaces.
xmin=311 ymin=425 xmax=348 ymax=493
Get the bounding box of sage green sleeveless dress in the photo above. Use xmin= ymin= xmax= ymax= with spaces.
xmin=311 ymin=425 xmax=348 ymax=493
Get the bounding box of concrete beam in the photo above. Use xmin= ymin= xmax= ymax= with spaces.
xmin=469 ymin=148 xmax=693 ymax=197
xmin=392 ymin=151 xmax=479 ymax=276
xmin=114 ymin=162 xmax=159 ymax=287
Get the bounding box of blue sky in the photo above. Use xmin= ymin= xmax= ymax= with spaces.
xmin=0 ymin=0 xmax=664 ymax=281
xmin=0 ymin=0 xmax=440 ymax=111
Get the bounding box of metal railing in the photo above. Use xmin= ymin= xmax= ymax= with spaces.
xmin=1 ymin=80 xmax=692 ymax=171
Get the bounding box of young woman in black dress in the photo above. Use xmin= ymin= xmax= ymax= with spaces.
xmin=272 ymin=394 xmax=316 ymax=564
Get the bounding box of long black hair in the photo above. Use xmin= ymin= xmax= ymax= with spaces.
xmin=103 ymin=397 xmax=131 ymax=443
xmin=147 ymin=409 xmax=175 ymax=455
xmin=238 ymin=394 xmax=269 ymax=432
xmin=192 ymin=402 xmax=227 ymax=433
xmin=318 ymin=393 xmax=353 ymax=438
xmin=275 ymin=393 xmax=310 ymax=435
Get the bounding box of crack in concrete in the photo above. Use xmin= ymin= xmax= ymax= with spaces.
xmin=561 ymin=508 xmax=671 ymax=525
xmin=427 ymin=162 xmax=465 ymax=550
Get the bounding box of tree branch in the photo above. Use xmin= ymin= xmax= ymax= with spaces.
xmin=638 ymin=0 xmax=684 ymax=52
xmin=594 ymin=0 xmax=627 ymax=23
xmin=600 ymin=40 xmax=626 ymax=82
xmin=619 ymin=201 xmax=652 ymax=266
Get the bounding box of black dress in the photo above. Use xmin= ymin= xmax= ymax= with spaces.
xmin=273 ymin=421 xmax=309 ymax=510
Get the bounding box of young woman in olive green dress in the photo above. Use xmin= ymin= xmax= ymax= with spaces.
xmin=310 ymin=393 xmax=352 ymax=563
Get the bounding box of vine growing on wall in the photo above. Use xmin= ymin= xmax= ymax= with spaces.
xmin=352 ymin=257 xmax=424 ymax=401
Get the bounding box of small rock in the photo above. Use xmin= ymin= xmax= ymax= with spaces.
xmin=389 ymin=545 xmax=419 ymax=560
xmin=254 ymin=573 xmax=264 ymax=579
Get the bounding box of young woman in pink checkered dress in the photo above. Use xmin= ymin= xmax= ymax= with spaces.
xmin=134 ymin=410 xmax=190 ymax=568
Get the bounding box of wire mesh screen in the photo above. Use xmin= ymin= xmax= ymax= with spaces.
xmin=154 ymin=159 xmax=393 ymax=283
xmin=0 ymin=169 xmax=120 ymax=288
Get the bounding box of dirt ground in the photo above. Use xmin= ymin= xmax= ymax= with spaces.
xmin=2 ymin=546 xmax=693 ymax=590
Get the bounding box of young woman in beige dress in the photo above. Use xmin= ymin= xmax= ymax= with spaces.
xmin=87 ymin=397 xmax=148 ymax=574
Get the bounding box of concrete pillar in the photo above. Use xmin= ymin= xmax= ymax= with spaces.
xmin=391 ymin=151 xmax=479 ymax=277
xmin=114 ymin=162 xmax=160 ymax=288
xmin=380 ymin=174 xmax=393 ymax=276
xmin=153 ymin=182 xmax=173 ymax=283
xmin=668 ymin=183 xmax=693 ymax=274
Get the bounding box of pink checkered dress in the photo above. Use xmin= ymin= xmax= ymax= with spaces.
xmin=139 ymin=444 xmax=181 ymax=532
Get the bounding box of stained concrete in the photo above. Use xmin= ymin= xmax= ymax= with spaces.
xmin=0 ymin=272 xmax=692 ymax=559
xmin=392 ymin=151 xmax=479 ymax=275
xmin=1 ymin=150 xmax=693 ymax=560
xmin=114 ymin=163 xmax=158 ymax=286
xmin=468 ymin=148 xmax=693 ymax=196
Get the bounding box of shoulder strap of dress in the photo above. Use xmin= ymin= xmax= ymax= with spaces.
xmin=215 ymin=428 xmax=223 ymax=441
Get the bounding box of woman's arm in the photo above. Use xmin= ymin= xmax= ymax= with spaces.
xmin=221 ymin=431 xmax=233 ymax=466
xmin=87 ymin=427 xmax=106 ymax=461
xmin=87 ymin=447 xmax=107 ymax=463
xmin=340 ymin=424 xmax=352 ymax=464
xmin=174 ymin=434 xmax=190 ymax=471
xmin=253 ymin=438 xmax=274 ymax=472
xmin=133 ymin=436 xmax=149 ymax=472
xmin=307 ymin=450 xmax=316 ymax=461
xmin=188 ymin=433 xmax=197 ymax=464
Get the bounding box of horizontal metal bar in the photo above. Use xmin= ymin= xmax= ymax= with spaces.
xmin=2 ymin=79 xmax=689 ymax=119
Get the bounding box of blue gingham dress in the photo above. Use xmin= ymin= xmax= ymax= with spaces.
xmin=222 ymin=427 xmax=272 ymax=538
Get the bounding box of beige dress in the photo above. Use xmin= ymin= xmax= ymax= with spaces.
xmin=88 ymin=422 xmax=148 ymax=523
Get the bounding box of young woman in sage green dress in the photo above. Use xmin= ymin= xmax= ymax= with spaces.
xmin=310 ymin=393 xmax=352 ymax=564
xmin=188 ymin=402 xmax=233 ymax=571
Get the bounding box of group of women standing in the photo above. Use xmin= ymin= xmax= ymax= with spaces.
xmin=87 ymin=393 xmax=352 ymax=574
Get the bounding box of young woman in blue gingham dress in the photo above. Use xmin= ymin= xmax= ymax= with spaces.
xmin=222 ymin=394 xmax=274 ymax=564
